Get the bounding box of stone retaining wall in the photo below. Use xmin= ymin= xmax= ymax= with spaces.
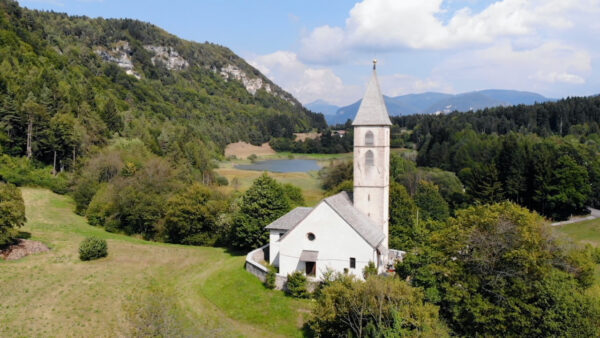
xmin=245 ymin=244 xmax=287 ymax=290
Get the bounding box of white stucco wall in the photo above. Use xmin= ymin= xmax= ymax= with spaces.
xmin=353 ymin=126 xmax=390 ymax=252
xmin=277 ymin=202 xmax=378 ymax=280
xmin=269 ymin=230 xmax=285 ymax=267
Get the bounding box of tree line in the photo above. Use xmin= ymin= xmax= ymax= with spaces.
xmin=391 ymin=95 xmax=600 ymax=220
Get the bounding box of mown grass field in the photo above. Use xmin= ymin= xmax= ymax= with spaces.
xmin=0 ymin=188 xmax=310 ymax=337
xmin=555 ymin=218 xmax=600 ymax=297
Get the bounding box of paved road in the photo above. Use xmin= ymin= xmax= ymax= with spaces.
xmin=551 ymin=207 xmax=600 ymax=226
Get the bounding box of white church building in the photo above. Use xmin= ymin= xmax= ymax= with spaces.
xmin=262 ymin=62 xmax=397 ymax=280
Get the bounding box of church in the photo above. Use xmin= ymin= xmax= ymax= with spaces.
xmin=265 ymin=62 xmax=397 ymax=280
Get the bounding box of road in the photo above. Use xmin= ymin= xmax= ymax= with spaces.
xmin=551 ymin=207 xmax=600 ymax=226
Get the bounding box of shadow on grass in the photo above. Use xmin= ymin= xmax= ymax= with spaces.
xmin=17 ymin=231 xmax=31 ymax=239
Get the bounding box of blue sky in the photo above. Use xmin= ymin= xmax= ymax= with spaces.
xmin=20 ymin=0 xmax=600 ymax=106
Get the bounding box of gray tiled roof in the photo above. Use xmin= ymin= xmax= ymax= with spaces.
xmin=265 ymin=207 xmax=313 ymax=230
xmin=324 ymin=192 xmax=385 ymax=248
xmin=352 ymin=69 xmax=392 ymax=126
xmin=299 ymin=250 xmax=319 ymax=261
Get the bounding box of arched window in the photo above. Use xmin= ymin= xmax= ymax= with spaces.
xmin=365 ymin=131 xmax=374 ymax=146
xmin=365 ymin=150 xmax=374 ymax=166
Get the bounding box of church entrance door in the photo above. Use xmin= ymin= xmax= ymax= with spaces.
xmin=305 ymin=261 xmax=316 ymax=277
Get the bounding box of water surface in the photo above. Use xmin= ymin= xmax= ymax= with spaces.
xmin=235 ymin=159 xmax=320 ymax=173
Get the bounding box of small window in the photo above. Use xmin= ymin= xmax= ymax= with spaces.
xmin=365 ymin=150 xmax=374 ymax=166
xmin=365 ymin=131 xmax=374 ymax=146
xmin=307 ymin=232 xmax=316 ymax=241
xmin=350 ymin=257 xmax=356 ymax=269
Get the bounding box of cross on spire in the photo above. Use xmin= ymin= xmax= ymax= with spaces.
xmin=373 ymin=59 xmax=377 ymax=70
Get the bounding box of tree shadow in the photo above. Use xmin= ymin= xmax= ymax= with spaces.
xmin=17 ymin=231 xmax=31 ymax=239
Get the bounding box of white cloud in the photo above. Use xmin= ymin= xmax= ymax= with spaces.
xmin=299 ymin=0 xmax=599 ymax=63
xmin=249 ymin=51 xmax=361 ymax=105
xmin=433 ymin=41 xmax=592 ymax=93
xmin=380 ymin=73 xmax=454 ymax=96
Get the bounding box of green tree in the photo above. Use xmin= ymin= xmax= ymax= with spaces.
xmin=0 ymin=182 xmax=26 ymax=246
xmin=230 ymin=173 xmax=291 ymax=250
xmin=162 ymin=183 xmax=227 ymax=245
xmin=309 ymin=275 xmax=449 ymax=337
xmin=281 ymin=183 xmax=305 ymax=207
xmin=388 ymin=182 xmax=419 ymax=250
xmin=547 ymin=155 xmax=591 ymax=220
xmin=399 ymin=202 xmax=600 ymax=336
xmin=414 ymin=181 xmax=449 ymax=222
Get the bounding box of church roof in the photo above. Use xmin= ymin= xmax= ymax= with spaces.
xmin=265 ymin=192 xmax=385 ymax=249
xmin=352 ymin=66 xmax=392 ymax=126
xmin=265 ymin=207 xmax=313 ymax=230
xmin=323 ymin=191 xmax=385 ymax=248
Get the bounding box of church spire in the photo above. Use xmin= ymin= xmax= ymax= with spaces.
xmin=352 ymin=61 xmax=392 ymax=126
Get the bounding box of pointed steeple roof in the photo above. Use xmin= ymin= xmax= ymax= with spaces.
xmin=352 ymin=61 xmax=392 ymax=126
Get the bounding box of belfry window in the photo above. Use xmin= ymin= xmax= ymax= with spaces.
xmin=365 ymin=150 xmax=374 ymax=166
xmin=365 ymin=131 xmax=374 ymax=146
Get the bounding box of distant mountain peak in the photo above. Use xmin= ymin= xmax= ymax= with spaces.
xmin=326 ymin=89 xmax=550 ymax=125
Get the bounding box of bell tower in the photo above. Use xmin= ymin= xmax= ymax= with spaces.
xmin=352 ymin=60 xmax=391 ymax=254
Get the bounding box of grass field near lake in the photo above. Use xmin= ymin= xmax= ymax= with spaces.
xmin=0 ymin=188 xmax=310 ymax=337
xmin=555 ymin=218 xmax=600 ymax=298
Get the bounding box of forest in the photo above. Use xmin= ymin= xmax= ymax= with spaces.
xmin=0 ymin=0 xmax=325 ymax=177
xmin=390 ymin=95 xmax=600 ymax=220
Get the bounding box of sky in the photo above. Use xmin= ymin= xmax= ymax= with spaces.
xmin=19 ymin=0 xmax=600 ymax=106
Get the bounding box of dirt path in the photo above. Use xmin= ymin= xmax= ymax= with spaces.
xmin=551 ymin=207 xmax=600 ymax=226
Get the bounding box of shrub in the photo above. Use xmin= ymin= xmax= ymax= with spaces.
xmin=309 ymin=275 xmax=449 ymax=337
xmin=286 ymin=271 xmax=308 ymax=298
xmin=0 ymin=155 xmax=70 ymax=194
xmin=79 ymin=237 xmax=108 ymax=261
xmin=247 ymin=154 xmax=258 ymax=163
xmin=215 ymin=175 xmax=228 ymax=186
xmin=265 ymin=264 xmax=277 ymax=289
xmin=362 ymin=261 xmax=378 ymax=279
xmin=0 ymin=182 xmax=26 ymax=247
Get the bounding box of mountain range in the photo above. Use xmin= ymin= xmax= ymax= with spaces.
xmin=308 ymin=90 xmax=551 ymax=125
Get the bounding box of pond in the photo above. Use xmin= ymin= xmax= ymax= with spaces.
xmin=234 ymin=159 xmax=321 ymax=173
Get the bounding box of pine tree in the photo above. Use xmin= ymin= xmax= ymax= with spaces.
xmin=230 ymin=173 xmax=291 ymax=250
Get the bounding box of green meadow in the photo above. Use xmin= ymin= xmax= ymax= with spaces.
xmin=0 ymin=188 xmax=310 ymax=337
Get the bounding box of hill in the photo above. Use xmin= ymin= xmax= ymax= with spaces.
xmin=0 ymin=187 xmax=310 ymax=336
xmin=326 ymin=89 xmax=549 ymax=125
xmin=0 ymin=0 xmax=325 ymax=173
xmin=305 ymin=99 xmax=339 ymax=115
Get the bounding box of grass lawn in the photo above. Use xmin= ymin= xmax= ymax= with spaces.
xmin=555 ymin=217 xmax=600 ymax=247
xmin=0 ymin=188 xmax=311 ymax=337
xmin=555 ymin=218 xmax=600 ymax=298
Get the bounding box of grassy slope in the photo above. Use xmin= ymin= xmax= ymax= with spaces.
xmin=555 ymin=218 xmax=600 ymax=297
xmin=0 ymin=188 xmax=310 ymax=337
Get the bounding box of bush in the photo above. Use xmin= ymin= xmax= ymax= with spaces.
xmin=362 ymin=261 xmax=378 ymax=279
xmin=79 ymin=237 xmax=108 ymax=261
xmin=215 ymin=175 xmax=228 ymax=186
xmin=265 ymin=264 xmax=277 ymax=289
xmin=309 ymin=275 xmax=449 ymax=337
xmin=0 ymin=182 xmax=26 ymax=247
xmin=286 ymin=271 xmax=308 ymax=298
xmin=0 ymin=155 xmax=69 ymax=194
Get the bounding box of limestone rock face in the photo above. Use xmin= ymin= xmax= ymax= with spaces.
xmin=219 ymin=64 xmax=271 ymax=95
xmin=144 ymin=45 xmax=189 ymax=70
xmin=94 ymin=41 xmax=141 ymax=79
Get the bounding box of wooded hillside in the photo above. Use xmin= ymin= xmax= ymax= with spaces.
xmin=0 ymin=0 xmax=325 ymax=174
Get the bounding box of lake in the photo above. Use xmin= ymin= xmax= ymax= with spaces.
xmin=234 ymin=159 xmax=321 ymax=173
